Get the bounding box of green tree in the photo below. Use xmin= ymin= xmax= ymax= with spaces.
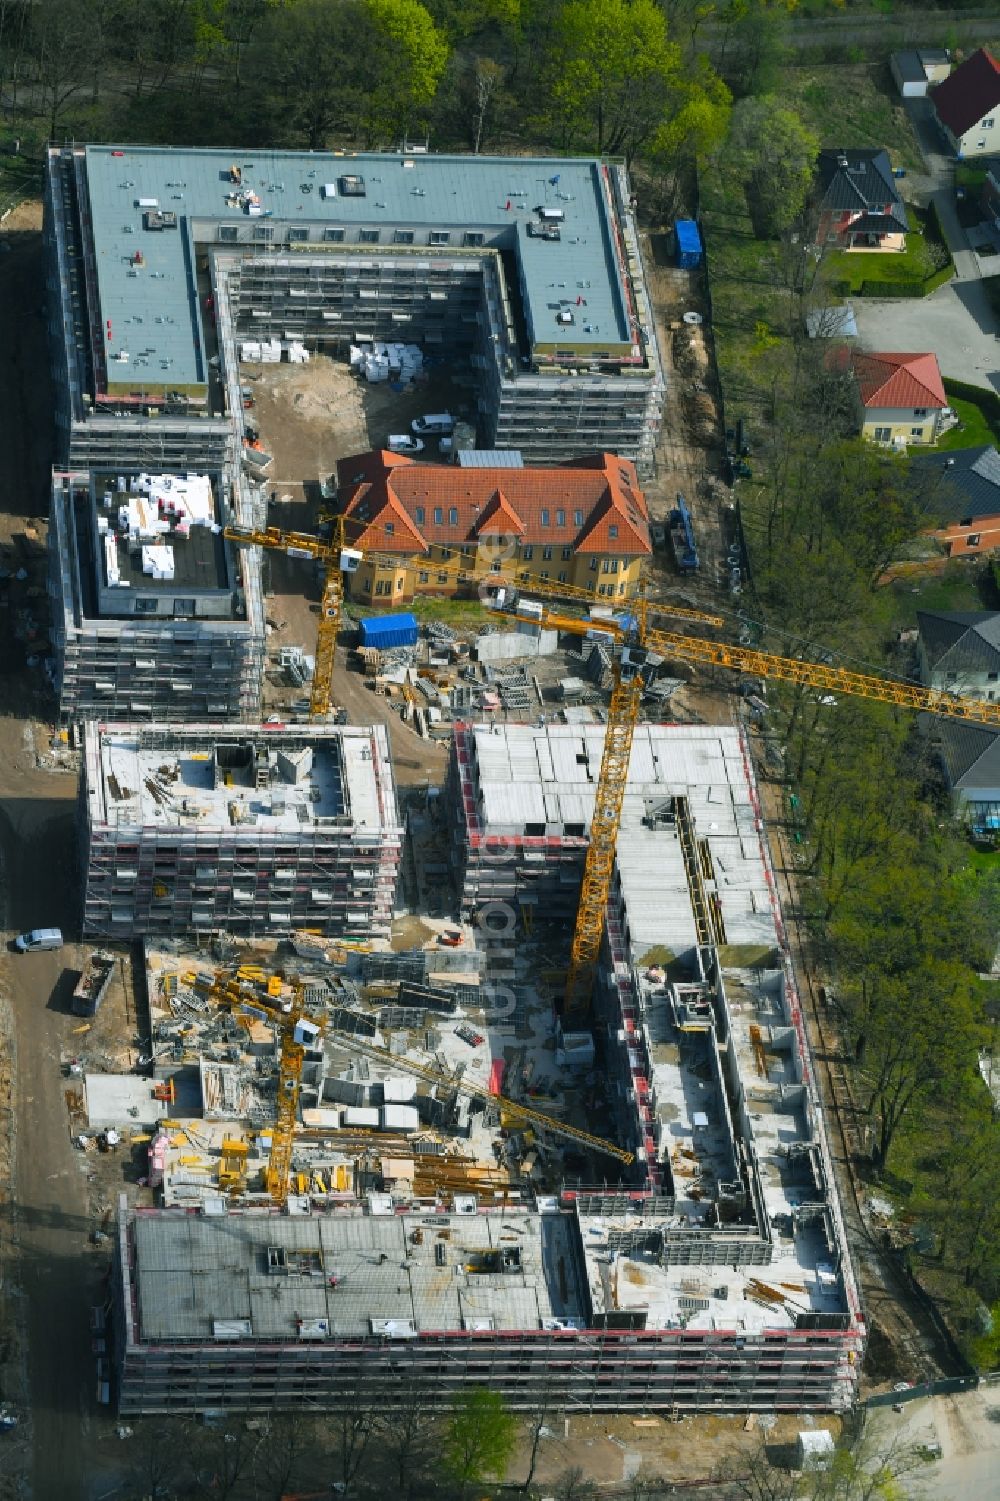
xmin=360 ymin=0 xmax=450 ymax=141
xmin=442 ymin=1387 xmax=516 ymax=1494
xmin=726 ymin=95 xmax=819 ymax=236
xmin=541 ymin=0 xmax=726 ymax=161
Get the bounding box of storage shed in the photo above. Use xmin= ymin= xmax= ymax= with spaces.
xmin=674 ymin=219 xmax=703 ymax=269
xmin=358 ymin=613 xmax=419 ymax=651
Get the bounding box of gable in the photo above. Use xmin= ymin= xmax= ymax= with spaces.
xmin=932 ymin=47 xmax=1000 ymax=138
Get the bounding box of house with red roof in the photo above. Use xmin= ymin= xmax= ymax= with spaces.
xmin=850 ymin=351 xmax=948 ymax=447
xmin=931 ymin=46 xmax=1000 ymax=158
xmin=335 ymin=450 xmax=652 ymax=605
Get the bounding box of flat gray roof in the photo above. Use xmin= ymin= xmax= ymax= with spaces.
xmin=82 ymin=145 xmax=632 ymax=389
xmin=132 ymin=1207 xmax=584 ymax=1340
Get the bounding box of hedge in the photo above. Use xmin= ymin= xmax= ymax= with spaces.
xmin=942 ymin=377 xmax=1000 ymax=426
xmin=856 ymin=263 xmax=955 ymax=299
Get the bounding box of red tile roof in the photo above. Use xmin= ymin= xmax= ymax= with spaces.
xmin=932 ymin=47 xmax=1000 ymax=138
xmin=850 ymin=351 xmax=946 ymax=410
xmin=338 ymin=452 xmax=652 ymax=559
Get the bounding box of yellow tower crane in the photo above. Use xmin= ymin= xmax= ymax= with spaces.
xmin=483 ymin=585 xmax=1000 ymax=1021
xmin=184 ymin=967 xmax=633 ymax=1203
xmin=223 ymin=516 xmax=722 ymax=719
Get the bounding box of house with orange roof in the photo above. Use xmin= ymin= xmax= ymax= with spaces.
xmin=849 ymin=350 xmax=948 ymax=447
xmin=336 ymin=450 xmax=652 ymax=605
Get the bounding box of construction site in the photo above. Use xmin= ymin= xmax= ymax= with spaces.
xmin=79 ymin=721 xmax=402 ymax=938
xmin=95 ymin=716 xmax=862 ymax=1417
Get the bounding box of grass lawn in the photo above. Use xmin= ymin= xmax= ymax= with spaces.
xmin=822 ymin=209 xmax=942 ymax=293
xmin=347 ymin=596 xmax=487 ymax=628
xmin=934 ymin=394 xmax=998 ymax=451
xmin=881 ymin=562 xmax=986 ymax=629
xmin=786 ymin=62 xmax=924 ymax=172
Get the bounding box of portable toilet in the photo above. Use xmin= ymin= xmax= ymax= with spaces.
xmin=674 ymin=219 xmax=703 ymax=269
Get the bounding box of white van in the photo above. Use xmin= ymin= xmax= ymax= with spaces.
xmin=15 ymin=928 xmax=63 ymax=952
xmin=411 ymin=413 xmax=455 ymax=437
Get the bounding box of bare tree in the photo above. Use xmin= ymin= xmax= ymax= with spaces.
xmin=472 ymin=59 xmax=504 ymax=154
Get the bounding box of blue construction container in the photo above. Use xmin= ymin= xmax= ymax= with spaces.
xmin=674 ymin=219 xmax=703 ymax=269
xmin=358 ymin=613 xmax=419 ymax=651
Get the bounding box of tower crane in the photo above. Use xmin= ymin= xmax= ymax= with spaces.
xmin=183 ymin=967 xmax=633 ymax=1204
xmin=223 ymin=516 xmax=722 ymax=719
xmin=483 ymin=584 xmax=1000 ymax=1021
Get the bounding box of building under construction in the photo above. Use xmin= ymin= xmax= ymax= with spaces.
xmin=45 ymin=144 xmax=664 ymax=475
xmin=109 ymin=722 xmax=863 ymax=1415
xmin=80 ymin=721 xmax=401 ymax=938
xmin=48 ymin=468 xmax=265 ymax=723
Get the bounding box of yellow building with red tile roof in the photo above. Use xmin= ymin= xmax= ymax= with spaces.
xmin=337 ymin=450 xmax=652 ymax=604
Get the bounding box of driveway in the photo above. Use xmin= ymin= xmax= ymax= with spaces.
xmin=850 ymin=100 xmax=999 ymax=392
xmin=852 ymin=277 xmax=999 ymax=393
xmin=867 ymin=1387 xmax=1000 ymax=1500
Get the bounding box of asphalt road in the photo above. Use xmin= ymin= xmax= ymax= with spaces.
xmin=0 ymin=718 xmax=91 ymax=1501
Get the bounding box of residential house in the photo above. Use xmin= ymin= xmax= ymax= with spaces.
xmin=850 ymin=350 xmax=947 ymax=446
xmin=931 ymin=46 xmax=1000 ymax=158
xmin=910 ymin=445 xmax=1000 ymax=556
xmin=890 ymin=49 xmax=951 ymax=98
xmin=916 ymin=610 xmax=1000 ymax=831
xmin=917 ymin=610 xmax=1000 ymax=698
xmin=815 ymin=150 xmax=909 ymax=251
xmin=336 ymin=450 xmax=652 ymax=604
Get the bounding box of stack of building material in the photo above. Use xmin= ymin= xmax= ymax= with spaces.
xmin=259 ymin=337 xmax=281 ymax=364
xmin=286 ymin=341 xmax=310 ymax=364
xmin=241 ymin=341 xmax=261 ymax=362
xmin=141 ymin=545 xmax=175 ymax=581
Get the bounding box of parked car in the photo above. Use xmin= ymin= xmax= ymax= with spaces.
xmin=411 ymin=413 xmax=455 ymax=437
xmin=387 ymin=434 xmax=425 ymax=454
xmin=14 ymin=928 xmax=63 ymax=952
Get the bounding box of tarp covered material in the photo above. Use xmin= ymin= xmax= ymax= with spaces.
xmin=359 ymin=613 xmax=419 ymax=650
xmin=489 ymin=1057 xmax=506 ymax=1095
xmin=674 ymin=219 xmax=703 ymax=266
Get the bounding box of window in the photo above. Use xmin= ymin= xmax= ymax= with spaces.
xmin=394 ymin=230 xmax=414 ymax=244
xmin=359 ymin=228 xmax=380 ymax=244
xmin=134 ymin=598 xmax=158 ymax=614
xmin=988 ymin=672 xmax=998 ymax=683
xmin=618 ymin=582 xmax=626 ymax=595
xmin=323 ymin=228 xmax=345 ymax=243
xmin=587 ymin=580 xmax=595 ymax=591
xmin=966 ymin=533 xmax=981 ymax=547
xmin=597 ymin=584 xmax=608 ymax=596
xmin=434 ymin=507 xmax=443 ymax=524
xmin=384 ymin=522 xmax=394 ymax=535
xmin=522 ymin=545 xmax=534 ymax=560
xmin=541 ymin=570 xmax=550 ymax=579
xmin=589 ymin=557 xmax=598 ymax=571
xmin=602 ymin=558 xmax=612 ymax=573
xmin=429 ymin=231 xmax=450 ymax=246
xmin=253 ymin=225 xmax=274 ymax=241
xmin=464 ymin=231 xmax=485 ymax=247
xmin=986 ymin=118 xmax=996 ymax=127
xmin=173 ymin=597 xmax=195 ymax=617
xmin=437 ymin=571 xmax=449 ymax=583
xmin=288 ymin=227 xmax=309 ymax=242
xmin=449 ymin=506 xmax=458 ymax=525
xmin=415 ymin=506 xmax=425 ymax=525
xmin=574 ymin=509 xmax=583 ymax=526
xmin=375 ymin=579 xmax=391 ymax=596
xmin=541 ymin=508 xmax=550 ymax=526
xmin=561 ymin=547 xmax=572 ymax=561
xmin=419 ymin=570 xmax=429 ymax=583
xmin=910 ymin=427 xmax=924 ymax=437
xmin=558 ymin=570 xmax=567 ymax=582
xmin=960 ymin=516 xmax=973 ymax=527
xmin=396 ymin=577 xmax=404 ymax=590
xmin=873 ymin=426 xmax=892 ymax=443
xmin=218 ymin=225 xmax=238 ymax=243
xmin=556 ymin=509 xmax=565 ymax=526
xmin=608 ymin=524 xmax=618 ymax=539
xmin=542 ymin=546 xmax=552 ymax=560
xmin=913 ymin=407 xmax=927 ymax=417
